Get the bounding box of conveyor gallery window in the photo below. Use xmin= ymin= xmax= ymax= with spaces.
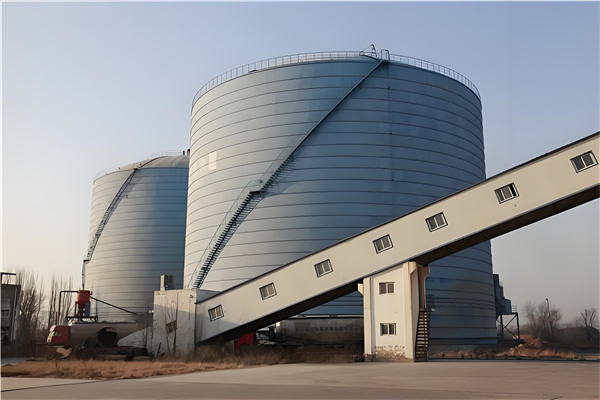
xmin=315 ymin=259 xmax=333 ymax=277
xmin=260 ymin=283 xmax=277 ymax=300
xmin=426 ymin=212 xmax=447 ymax=232
xmin=571 ymin=151 xmax=598 ymax=173
xmin=380 ymin=323 xmax=396 ymax=336
xmin=373 ymin=235 xmax=393 ymax=253
xmin=495 ymin=183 xmax=519 ymax=203
xmin=208 ymin=305 xmax=224 ymax=321
xmin=379 ymin=282 xmax=395 ymax=294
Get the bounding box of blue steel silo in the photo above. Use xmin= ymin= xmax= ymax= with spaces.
xmin=184 ymin=50 xmax=495 ymax=348
xmin=84 ymin=152 xmax=189 ymax=319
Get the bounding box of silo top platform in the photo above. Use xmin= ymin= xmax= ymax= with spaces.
xmin=192 ymin=50 xmax=481 ymax=107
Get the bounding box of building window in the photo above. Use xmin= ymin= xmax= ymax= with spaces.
xmin=571 ymin=151 xmax=598 ymax=173
xmin=495 ymin=183 xmax=519 ymax=203
xmin=1 ymin=311 xmax=9 ymax=328
xmin=380 ymin=323 xmax=396 ymax=336
xmin=426 ymin=212 xmax=447 ymax=232
xmin=260 ymin=283 xmax=277 ymax=300
xmin=315 ymin=259 xmax=333 ymax=277
xmin=379 ymin=282 xmax=395 ymax=294
xmin=208 ymin=305 xmax=224 ymax=321
xmin=373 ymin=235 xmax=393 ymax=253
xmin=1 ymin=299 xmax=9 ymax=329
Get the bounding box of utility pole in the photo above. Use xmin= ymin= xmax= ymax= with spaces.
xmin=546 ymin=298 xmax=551 ymax=337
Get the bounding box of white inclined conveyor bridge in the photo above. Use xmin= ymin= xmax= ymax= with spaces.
xmin=192 ymin=132 xmax=599 ymax=350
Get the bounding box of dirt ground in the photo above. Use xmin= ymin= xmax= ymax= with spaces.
xmin=432 ymin=335 xmax=594 ymax=360
xmin=1 ymin=359 xmax=241 ymax=380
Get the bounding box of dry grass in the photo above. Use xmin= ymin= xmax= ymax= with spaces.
xmin=1 ymin=359 xmax=240 ymax=380
xmin=0 ymin=345 xmax=293 ymax=380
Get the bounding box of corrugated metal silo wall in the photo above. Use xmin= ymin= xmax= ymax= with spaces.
xmin=185 ymin=58 xmax=495 ymax=346
xmin=85 ymin=156 xmax=189 ymax=319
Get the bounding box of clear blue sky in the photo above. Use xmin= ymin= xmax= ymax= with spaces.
xmin=2 ymin=2 xmax=599 ymax=322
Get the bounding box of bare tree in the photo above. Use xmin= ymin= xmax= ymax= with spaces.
xmin=577 ymin=308 xmax=597 ymax=328
xmin=523 ymin=300 xmax=562 ymax=340
xmin=47 ymin=275 xmax=74 ymax=328
xmin=15 ymin=268 xmax=46 ymax=342
xmin=576 ymin=308 xmax=598 ymax=342
xmin=524 ymin=301 xmax=540 ymax=337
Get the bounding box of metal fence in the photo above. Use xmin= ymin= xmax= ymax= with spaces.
xmin=93 ymin=150 xmax=185 ymax=181
xmin=192 ymin=50 xmax=480 ymax=106
xmin=387 ymin=54 xmax=480 ymax=99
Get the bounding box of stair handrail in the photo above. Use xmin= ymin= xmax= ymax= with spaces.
xmin=93 ymin=150 xmax=185 ymax=181
xmin=192 ymin=49 xmax=480 ymax=108
xmin=186 ymin=180 xmax=261 ymax=288
xmin=187 ymin=133 xmax=304 ymax=288
xmin=84 ymin=156 xmax=160 ymax=264
xmin=188 ymin=58 xmax=384 ymax=288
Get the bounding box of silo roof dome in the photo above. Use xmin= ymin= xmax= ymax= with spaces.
xmin=94 ymin=151 xmax=189 ymax=181
xmin=119 ymin=154 xmax=189 ymax=171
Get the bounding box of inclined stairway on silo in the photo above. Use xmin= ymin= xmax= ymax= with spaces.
xmin=189 ymin=60 xmax=384 ymax=289
xmin=84 ymin=169 xmax=137 ymax=264
xmin=83 ymin=158 xmax=156 ymax=268
xmin=193 ymin=192 xmax=264 ymax=288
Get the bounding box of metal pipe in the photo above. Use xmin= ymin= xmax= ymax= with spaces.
xmin=90 ymin=296 xmax=140 ymax=315
xmin=57 ymin=290 xmax=78 ymax=325
xmin=546 ymin=298 xmax=551 ymax=337
xmin=145 ymin=305 xmax=149 ymax=350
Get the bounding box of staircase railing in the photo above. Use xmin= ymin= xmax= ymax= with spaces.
xmin=192 ymin=49 xmax=480 ymax=107
xmin=93 ymin=150 xmax=185 ymax=181
xmin=188 ymin=180 xmax=262 ymax=288
xmin=82 ymin=158 xmax=158 ymax=286
xmin=415 ymin=308 xmax=431 ymax=362
xmin=188 ymin=58 xmax=385 ymax=289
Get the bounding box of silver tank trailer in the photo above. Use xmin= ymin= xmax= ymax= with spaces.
xmin=275 ymin=317 xmax=363 ymax=346
xmin=185 ymin=51 xmax=495 ymax=348
xmin=85 ymin=153 xmax=189 ymax=319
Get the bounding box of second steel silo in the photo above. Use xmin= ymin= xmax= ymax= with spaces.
xmin=84 ymin=152 xmax=189 ymax=320
xmin=184 ymin=50 xmax=495 ymax=348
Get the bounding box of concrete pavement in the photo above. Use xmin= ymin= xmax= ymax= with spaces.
xmin=2 ymin=360 xmax=598 ymax=399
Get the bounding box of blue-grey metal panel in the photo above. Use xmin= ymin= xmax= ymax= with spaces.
xmin=85 ymin=155 xmax=188 ymax=319
xmin=184 ymin=56 xmax=495 ymax=345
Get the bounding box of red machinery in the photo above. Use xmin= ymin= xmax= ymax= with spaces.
xmin=47 ymin=290 xmax=146 ymax=359
xmin=234 ymin=332 xmax=255 ymax=354
xmin=75 ymin=290 xmax=91 ymax=313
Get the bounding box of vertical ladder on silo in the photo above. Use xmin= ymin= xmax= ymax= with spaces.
xmin=189 ymin=58 xmax=385 ymax=289
xmin=415 ymin=308 xmax=431 ymax=362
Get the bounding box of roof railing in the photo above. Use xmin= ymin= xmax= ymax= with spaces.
xmin=192 ymin=49 xmax=480 ymax=107
xmin=93 ymin=150 xmax=185 ymax=181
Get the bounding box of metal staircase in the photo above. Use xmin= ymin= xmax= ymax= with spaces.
xmin=192 ymin=191 xmax=264 ymax=288
xmin=415 ymin=308 xmax=431 ymax=362
xmin=189 ymin=58 xmax=385 ymax=289
xmin=191 ymin=154 xmax=299 ymax=288
xmin=83 ymin=159 xmax=155 ymax=269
